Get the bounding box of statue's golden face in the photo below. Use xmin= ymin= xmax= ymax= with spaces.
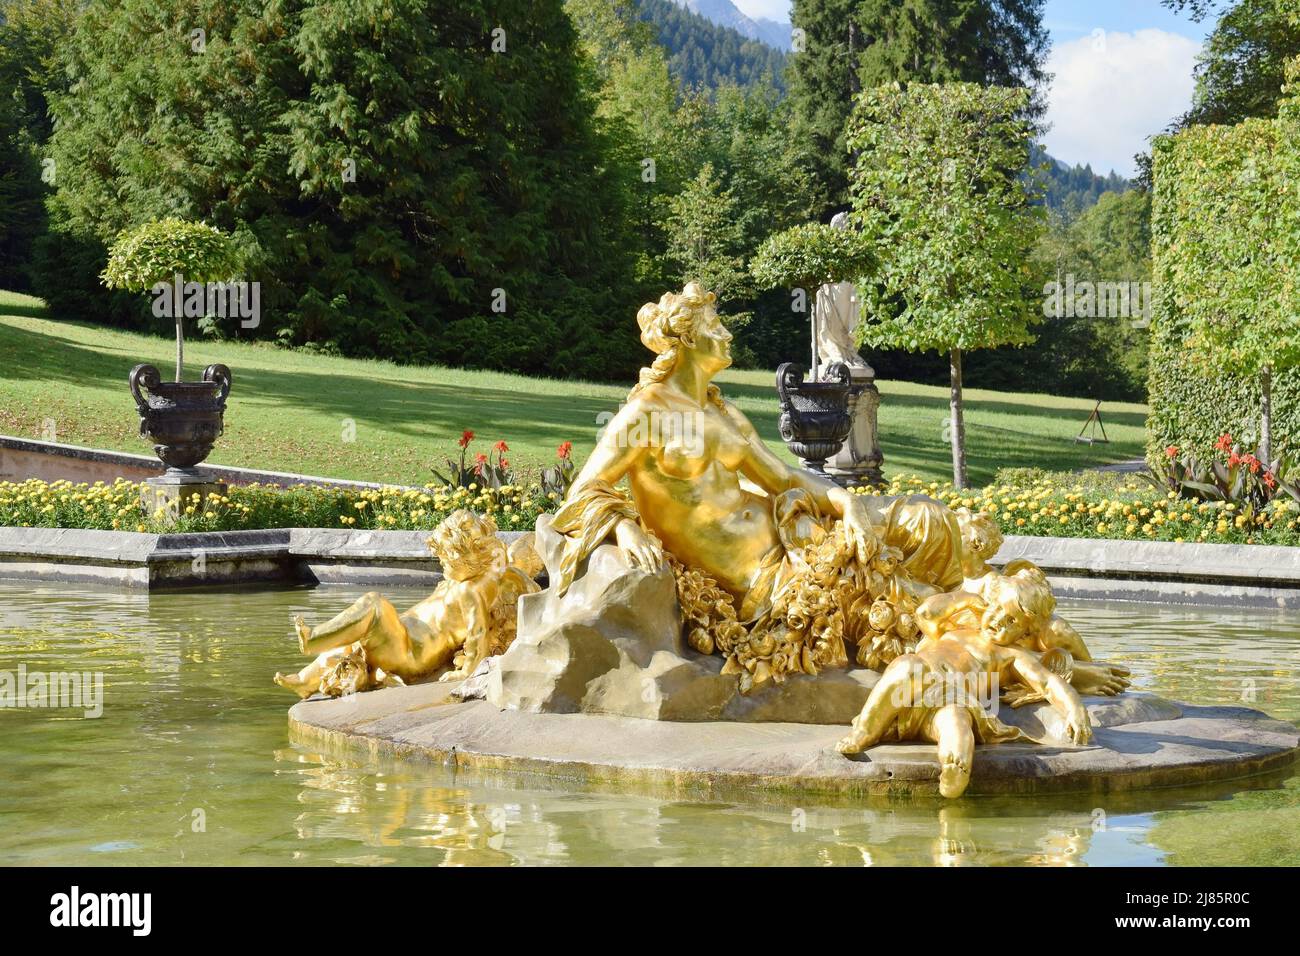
xmin=959 ymin=509 xmax=1003 ymax=560
xmin=981 ymin=592 xmax=1032 ymax=645
xmin=689 ymin=304 xmax=733 ymax=371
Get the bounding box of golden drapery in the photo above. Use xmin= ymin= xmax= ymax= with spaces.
xmin=548 ymin=481 xmax=967 ymax=693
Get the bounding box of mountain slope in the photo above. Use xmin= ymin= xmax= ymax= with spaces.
xmin=639 ymin=0 xmax=788 ymax=91
xmin=674 ymin=0 xmax=793 ymax=50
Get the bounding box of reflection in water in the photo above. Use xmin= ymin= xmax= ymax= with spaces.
xmin=0 ymin=584 xmax=1296 ymax=865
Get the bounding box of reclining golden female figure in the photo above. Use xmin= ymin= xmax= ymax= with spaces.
xmin=274 ymin=511 xmax=539 ymax=698
xmin=553 ymin=281 xmax=966 ymax=691
xmin=837 ymin=566 xmax=1094 ymax=798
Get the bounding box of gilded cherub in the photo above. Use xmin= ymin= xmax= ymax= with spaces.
xmin=955 ymin=508 xmax=1130 ymax=701
xmin=274 ymin=510 xmax=540 ymax=698
xmin=837 ymin=566 xmax=1093 ymax=799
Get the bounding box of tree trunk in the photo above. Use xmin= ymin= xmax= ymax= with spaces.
xmin=950 ymin=347 xmax=968 ymax=489
xmin=175 ymin=316 xmax=184 ymax=383
xmin=1261 ymin=364 xmax=1273 ymax=466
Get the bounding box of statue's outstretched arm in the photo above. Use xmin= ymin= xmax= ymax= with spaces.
xmin=569 ymin=400 xmax=647 ymax=498
xmin=550 ymin=400 xmax=661 ymax=590
xmin=1006 ymin=648 xmax=1093 ymax=745
xmin=723 ymin=401 xmax=879 ymax=561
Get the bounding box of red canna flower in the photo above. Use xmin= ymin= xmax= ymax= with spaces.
xmin=1165 ymin=445 xmax=1178 ymax=458
xmin=1264 ymin=470 xmax=1278 ymax=490
xmin=1228 ymin=451 xmax=1241 ymax=467
xmin=494 ymin=440 xmax=508 ymax=454
xmin=557 ymin=441 xmax=573 ymax=460
xmin=458 ymin=429 xmax=475 ymax=449
xmin=1245 ymin=454 xmax=1261 ymax=474
xmin=1214 ymin=432 xmax=1233 ymax=453
xmin=499 ymin=457 xmax=509 ymax=469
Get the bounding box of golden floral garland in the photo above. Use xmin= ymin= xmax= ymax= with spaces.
xmin=668 ymin=524 xmax=931 ymax=693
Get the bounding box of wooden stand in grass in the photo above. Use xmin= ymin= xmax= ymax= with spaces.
xmin=1074 ymin=401 xmax=1110 ymax=445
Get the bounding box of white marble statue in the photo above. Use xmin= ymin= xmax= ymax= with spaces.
xmin=813 ymin=212 xmax=873 ymax=377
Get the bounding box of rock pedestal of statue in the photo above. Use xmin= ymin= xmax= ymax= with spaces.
xmin=823 ymin=367 xmax=883 ymax=488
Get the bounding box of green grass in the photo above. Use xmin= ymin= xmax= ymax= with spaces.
xmin=0 ymin=289 xmax=1149 ymax=485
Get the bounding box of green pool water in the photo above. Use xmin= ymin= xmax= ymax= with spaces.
xmin=0 ymin=581 xmax=1297 ymax=866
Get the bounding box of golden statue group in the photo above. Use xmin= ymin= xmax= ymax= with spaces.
xmin=277 ymin=283 xmax=1129 ymax=798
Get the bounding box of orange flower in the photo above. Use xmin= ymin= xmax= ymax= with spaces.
xmin=494 ymin=440 xmax=509 ymax=453
xmin=458 ymin=429 xmax=475 ymax=449
xmin=557 ymin=441 xmax=573 ymax=460
xmin=1165 ymin=445 xmax=1178 ymax=458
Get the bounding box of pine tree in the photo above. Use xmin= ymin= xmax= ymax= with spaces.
xmin=788 ymin=0 xmax=1049 ymax=215
xmin=38 ymin=0 xmax=639 ymax=379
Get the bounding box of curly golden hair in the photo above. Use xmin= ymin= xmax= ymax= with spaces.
xmin=630 ymin=281 xmax=727 ymax=411
xmin=427 ymin=509 xmax=506 ymax=578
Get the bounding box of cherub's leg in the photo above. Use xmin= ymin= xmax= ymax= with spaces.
xmin=837 ymin=658 xmax=915 ymax=754
xmin=297 ymin=592 xmax=404 ymax=655
xmin=1041 ymin=616 xmax=1092 ymax=661
xmin=929 ymin=704 xmax=975 ymax=799
xmin=274 ymin=646 xmax=354 ymax=699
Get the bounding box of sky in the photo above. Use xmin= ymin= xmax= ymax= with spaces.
xmin=730 ymin=0 xmax=1218 ymax=177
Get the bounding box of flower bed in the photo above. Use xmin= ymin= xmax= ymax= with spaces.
xmin=0 ymin=478 xmax=553 ymax=534
xmin=862 ymin=470 xmax=1300 ymax=547
xmin=4 ymin=467 xmax=1300 ymax=548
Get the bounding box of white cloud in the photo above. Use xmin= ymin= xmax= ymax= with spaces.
xmin=1044 ymin=28 xmax=1200 ymax=178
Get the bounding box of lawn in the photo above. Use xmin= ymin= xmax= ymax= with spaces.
xmin=0 ymin=289 xmax=1149 ymax=486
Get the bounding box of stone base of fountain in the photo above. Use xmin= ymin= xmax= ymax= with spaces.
xmin=288 ymin=683 xmax=1299 ymax=797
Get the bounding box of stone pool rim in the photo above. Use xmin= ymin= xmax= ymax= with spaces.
xmin=288 ymin=682 xmax=1300 ymax=800
xmin=4 ymin=525 xmax=1300 ymax=607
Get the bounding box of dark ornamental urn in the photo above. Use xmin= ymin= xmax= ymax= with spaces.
xmin=129 ymin=363 xmax=232 ymax=474
xmin=775 ymin=361 xmax=853 ymax=474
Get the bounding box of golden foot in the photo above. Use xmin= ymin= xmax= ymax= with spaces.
xmin=273 ymin=672 xmax=314 ymax=700
xmin=293 ymin=614 xmax=310 ymax=654
xmin=938 ymin=754 xmax=971 ymax=799
xmin=836 ymin=734 xmax=865 ymax=755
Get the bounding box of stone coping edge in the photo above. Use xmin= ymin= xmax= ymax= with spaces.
xmin=0 ymin=524 xmax=1297 ymax=600
xmin=1 ymin=434 xmax=406 ymax=491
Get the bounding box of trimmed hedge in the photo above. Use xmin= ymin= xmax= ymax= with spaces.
xmin=1147 ymin=331 xmax=1300 ymax=462
xmin=1147 ymin=111 xmax=1300 ymax=463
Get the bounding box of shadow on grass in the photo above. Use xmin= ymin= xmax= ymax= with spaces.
xmin=0 ymin=302 xmax=52 ymax=321
xmin=0 ymin=319 xmax=620 ymax=448
xmin=0 ymin=320 xmax=1146 ymax=481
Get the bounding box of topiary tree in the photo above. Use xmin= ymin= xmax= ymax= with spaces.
xmin=101 ymin=218 xmax=242 ymax=382
xmin=751 ymin=220 xmax=876 ymax=375
xmin=847 ymin=82 xmax=1045 ymax=488
xmin=751 ymin=221 xmax=876 ymax=298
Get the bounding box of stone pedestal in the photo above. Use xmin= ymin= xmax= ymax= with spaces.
xmin=140 ymin=468 xmax=227 ymax=525
xmin=825 ymin=367 xmax=883 ymax=487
